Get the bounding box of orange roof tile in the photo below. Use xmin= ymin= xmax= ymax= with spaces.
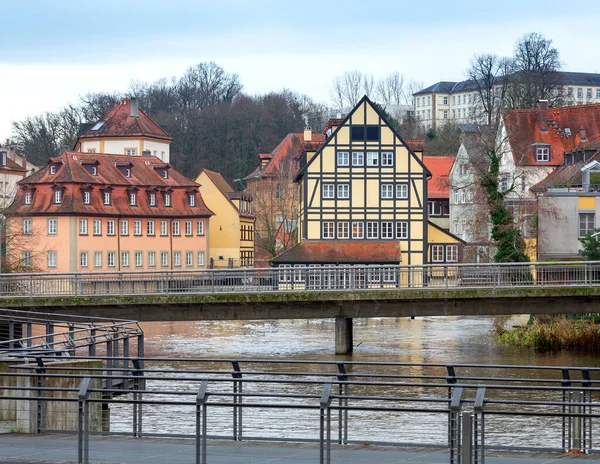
xmin=271 ymin=241 xmax=401 ymax=264
xmin=423 ymin=155 xmax=454 ymax=198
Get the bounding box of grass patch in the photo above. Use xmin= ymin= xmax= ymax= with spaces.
xmin=494 ymin=315 xmax=600 ymax=352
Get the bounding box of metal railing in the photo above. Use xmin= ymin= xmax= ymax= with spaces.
xmin=2 ymin=357 xmax=600 ymax=463
xmin=0 ymin=260 xmax=599 ymax=298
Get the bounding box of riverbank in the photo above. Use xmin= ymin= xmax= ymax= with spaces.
xmin=494 ymin=315 xmax=600 ymax=351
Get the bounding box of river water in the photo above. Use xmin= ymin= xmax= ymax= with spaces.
xmin=110 ymin=316 xmax=600 ymax=450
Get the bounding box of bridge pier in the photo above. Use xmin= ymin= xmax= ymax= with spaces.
xmin=335 ymin=317 xmax=353 ymax=355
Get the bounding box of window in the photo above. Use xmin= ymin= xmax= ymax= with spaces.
xmin=536 ymin=147 xmax=550 ymax=162
xmin=428 ymin=201 xmax=441 ymax=216
xmin=453 ymin=109 xmax=456 ymax=119
xmin=54 ymin=190 xmax=62 ymax=204
xmin=381 ymin=152 xmax=393 ymax=166
xmin=103 ymin=192 xmax=110 ymax=205
xmin=161 ymin=251 xmax=169 ymax=267
xmin=381 ymin=222 xmax=394 ymax=239
xmin=431 ymin=245 xmax=444 ymax=262
xmin=366 ymin=152 xmax=378 ymax=166
xmin=107 ymin=220 xmax=115 ymax=236
xmin=79 ymin=219 xmax=88 ymax=235
xmin=197 ymin=221 xmax=205 ymax=236
xmin=172 ymin=220 xmax=180 ymax=236
xmin=446 ymin=245 xmax=459 ymax=262
xmin=164 ymin=193 xmax=171 ymax=207
xmin=21 ymin=251 xmax=32 ymax=267
xmin=147 ymin=220 xmax=155 ymax=236
xmin=443 ymin=110 xmax=448 ymax=120
xmin=337 ymin=151 xmax=349 ymax=166
xmin=149 ymin=193 xmax=156 ymax=206
xmin=125 ymin=149 xmax=137 ymax=156
xmin=129 ymin=192 xmax=136 ymax=206
xmin=50 ymin=165 xmax=56 ymax=175
xmin=396 ymin=221 xmax=408 ymax=239
xmin=443 ymin=96 xmax=448 ymax=105
xmin=568 ymin=87 xmax=573 ymax=97
xmin=160 ymin=220 xmax=168 ymax=236
xmin=48 ymin=218 xmax=57 ymax=235
xmin=107 ymin=252 xmax=116 ymax=267
xmin=352 ymin=151 xmax=364 ymax=166
xmin=337 ymin=222 xmax=349 ymax=239
xmin=121 ymin=251 xmax=130 ymax=267
xmin=80 ymin=251 xmax=88 ymax=268
xmin=186 ymin=251 xmax=193 ymax=267
xmin=47 ymin=251 xmax=57 ymax=268
xmin=91 ymin=166 xmax=97 ymax=175
xmin=322 ymin=184 xmax=335 ymax=199
xmin=381 ymin=184 xmax=394 ymax=199
xmin=134 ymin=220 xmax=142 ymax=236
xmin=197 ymin=251 xmax=205 ymax=267
xmin=83 ymin=191 xmax=91 ymax=205
xmin=352 ymin=221 xmax=364 ymax=239
xmin=597 ymin=89 xmax=600 ymax=99
xmin=499 ymin=177 xmax=510 ymax=192
xmin=351 ymin=125 xmax=380 ymax=142
xmin=396 ymin=184 xmax=408 ymax=199
xmin=185 ymin=221 xmax=192 ymax=236
xmin=587 ymin=88 xmax=592 ymax=99
xmin=135 ymin=251 xmax=143 ymax=267
xmin=121 ymin=220 xmax=128 ymax=236
xmin=94 ymin=251 xmax=102 ymax=268
xmin=453 ymin=221 xmax=459 ymax=235
xmin=337 ymin=184 xmax=349 ymax=199
xmin=275 ymin=183 xmax=283 ymax=199
xmin=579 ymin=213 xmax=595 ymax=237
xmin=323 ymin=222 xmax=334 ymax=239
xmin=189 ymin=194 xmax=196 ymax=206
xmin=24 ymin=191 xmax=32 ymax=205
xmin=367 ymin=222 xmax=379 ymax=239
xmin=148 ymin=251 xmax=156 ymax=267
xmin=23 ymin=218 xmax=32 ymax=235
xmin=453 ymin=96 xmax=456 ymax=105
xmin=577 ymin=88 xmax=583 ymax=98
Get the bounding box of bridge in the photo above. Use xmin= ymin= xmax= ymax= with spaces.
xmin=2 ymin=261 xmax=600 ymax=353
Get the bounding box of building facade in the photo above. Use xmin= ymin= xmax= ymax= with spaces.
xmin=424 ymin=155 xmax=454 ymax=231
xmin=195 ymin=169 xmax=254 ymax=268
xmin=273 ymin=96 xmax=463 ymax=270
xmin=7 ymin=152 xmax=212 ymax=272
xmin=74 ymin=98 xmax=172 ymax=163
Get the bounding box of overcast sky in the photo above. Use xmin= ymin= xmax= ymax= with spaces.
xmin=1 ymin=0 xmax=599 ymax=136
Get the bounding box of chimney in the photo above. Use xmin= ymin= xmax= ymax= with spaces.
xmin=580 ymin=128 xmax=587 ymax=143
xmin=303 ymin=128 xmax=312 ymax=142
xmin=21 ymin=154 xmax=27 ymax=170
xmin=538 ymin=100 xmax=548 ymax=132
xmin=130 ymin=97 xmax=139 ymax=118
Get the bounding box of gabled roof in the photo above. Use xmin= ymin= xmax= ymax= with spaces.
xmin=503 ymin=103 xmax=600 ymax=166
xmin=424 ymin=156 xmax=455 ymax=198
xmin=198 ymin=169 xmax=234 ymax=194
xmin=271 ymin=241 xmax=401 ymax=264
xmin=531 ymin=146 xmax=600 ymax=193
xmin=77 ymin=98 xmax=173 ymax=142
xmin=414 ymin=81 xmax=457 ymax=95
xmin=244 ymin=132 xmax=326 ymax=180
xmin=295 ymin=95 xmax=431 ymax=182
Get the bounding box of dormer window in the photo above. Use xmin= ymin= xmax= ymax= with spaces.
xmin=164 ymin=193 xmax=171 ymax=207
xmin=91 ymin=166 xmax=97 ymax=175
xmin=54 ymin=190 xmax=62 ymax=204
xmin=154 ymin=164 xmax=170 ymax=179
xmin=82 ymin=160 xmax=98 ymax=176
xmin=125 ymin=168 xmax=131 ymax=177
xmin=24 ymin=191 xmax=32 ymax=205
xmin=189 ymin=194 xmax=195 ymax=207
xmin=1 ymin=152 xmax=6 ymax=166
xmin=536 ymin=146 xmax=550 ymax=162
xmin=149 ymin=193 xmax=156 ymax=206
xmin=103 ymin=192 xmax=111 ymax=205
xmin=129 ymin=192 xmax=136 ymax=206
xmin=50 ymin=165 xmax=56 ymax=175
xmin=83 ymin=191 xmax=91 ymax=205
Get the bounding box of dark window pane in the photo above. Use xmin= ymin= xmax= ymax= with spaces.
xmin=366 ymin=126 xmax=380 ymax=141
xmin=351 ymin=126 xmax=365 ymax=141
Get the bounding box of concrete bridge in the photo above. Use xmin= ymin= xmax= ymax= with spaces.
xmin=2 ymin=261 xmax=600 ymax=353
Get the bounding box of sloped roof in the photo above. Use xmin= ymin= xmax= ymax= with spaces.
xmin=424 ymin=155 xmax=455 ymax=198
xmin=503 ymin=103 xmax=600 ymax=166
xmin=414 ymin=81 xmax=457 ymax=95
xmin=531 ymin=145 xmax=600 ymax=192
xmin=405 ymin=140 xmax=425 ymax=153
xmin=271 ymin=241 xmax=401 ymax=264
xmin=77 ymin=98 xmax=173 ymax=142
xmin=198 ymin=169 xmax=234 ymax=194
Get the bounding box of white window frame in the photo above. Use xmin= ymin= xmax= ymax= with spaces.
xmin=54 ymin=190 xmax=62 ymax=204
xmin=147 ymin=220 xmax=155 ymax=236
xmin=396 ymin=184 xmax=409 ymax=199
xmin=149 ymin=193 xmax=156 ymax=206
xmin=107 ymin=220 xmax=115 ymax=236
xmin=186 ymin=251 xmax=193 ymax=267
xmin=160 ymin=220 xmax=168 ymax=236
xmin=164 ymin=193 xmax=171 ymax=207
xmin=381 ymin=152 xmax=393 ymax=166
xmin=396 ymin=221 xmax=408 ymax=239
xmin=94 ymin=251 xmax=102 ymax=268
xmin=337 ymin=184 xmax=349 ymax=199
xmin=172 ymin=220 xmax=180 ymax=236
xmin=80 ymin=251 xmax=88 ymax=268
xmin=48 ymin=218 xmax=57 ymax=235
xmin=121 ymin=251 xmax=130 ymax=267
xmin=197 ymin=221 xmax=205 ymax=236
xmin=366 ymin=152 xmax=379 ymax=166
xmin=536 ymin=147 xmax=550 ymax=162
xmin=322 ymin=221 xmax=334 ymax=239
xmin=21 ymin=251 xmax=32 ymax=267
xmin=23 ymin=218 xmax=32 ymax=235
xmin=24 ymin=191 xmax=32 ymax=205
xmin=148 ymin=251 xmax=156 ymax=267
xmin=446 ymin=245 xmax=459 ymax=262
xmin=352 ymin=221 xmax=364 ymax=239
xmin=337 ymin=221 xmax=349 ymax=239
xmin=107 ymin=252 xmax=116 ymax=267
xmin=381 ymin=184 xmax=394 ymax=199
xmin=352 ymin=151 xmax=364 ymax=166
xmin=189 ymin=194 xmax=195 ymax=207
xmin=47 ymin=251 xmax=57 ymax=268
xmin=79 ymin=219 xmax=88 ymax=235
xmin=103 ymin=192 xmax=110 ymax=205
xmin=83 ymin=191 xmax=91 ymax=205
xmin=50 ymin=165 xmax=56 ymax=175
xmin=134 ymin=220 xmax=142 ymax=236
xmin=197 ymin=251 xmax=205 ymax=267
xmin=161 ymin=252 xmax=169 ymax=267
xmin=185 ymin=221 xmax=192 ymax=236
xmin=381 ymin=221 xmax=394 ymax=239
xmin=129 ymin=192 xmax=136 ymax=206
xmin=135 ymin=251 xmax=143 ymax=267
xmin=367 ymin=222 xmax=379 ymax=239
xmin=337 ymin=151 xmax=349 ymax=166
xmin=322 ymin=184 xmax=335 ymax=199
xmin=431 ymin=245 xmax=444 ymax=262
xmin=120 ymin=220 xmax=129 ymax=236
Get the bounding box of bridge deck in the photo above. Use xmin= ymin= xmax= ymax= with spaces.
xmin=2 ymin=435 xmax=598 ymax=464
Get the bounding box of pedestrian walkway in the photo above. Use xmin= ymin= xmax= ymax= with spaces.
xmin=1 ymin=434 xmax=600 ymax=463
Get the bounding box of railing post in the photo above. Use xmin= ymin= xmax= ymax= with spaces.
xmin=35 ymin=357 xmax=46 ymax=433
xmin=449 ymin=386 xmax=463 ymax=464
xmin=131 ymin=358 xmax=143 ymax=437
xmin=337 ymin=363 xmax=348 ymax=445
xmin=561 ymin=369 xmax=571 ymax=452
xmin=319 ymin=382 xmax=332 ymax=464
xmin=196 ymin=380 xmax=209 ymax=464
xmin=462 ymin=411 xmax=473 ymax=464
xmin=473 ymin=387 xmax=486 ymax=464
xmin=446 ymin=366 xmax=457 ymax=447
xmin=78 ymin=376 xmax=91 ymax=464
xmin=581 ymin=369 xmax=592 ymax=453
xmin=231 ymin=361 xmax=242 ymax=441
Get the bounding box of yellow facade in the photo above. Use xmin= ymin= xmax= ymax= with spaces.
xmin=196 ymin=170 xmax=255 ymax=268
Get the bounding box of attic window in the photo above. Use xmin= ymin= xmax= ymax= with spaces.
xmin=189 ymin=194 xmax=196 ymax=207
xmin=1 ymin=152 xmax=6 ymax=166
xmin=91 ymin=121 xmax=105 ymax=131
xmin=24 ymin=191 xmax=32 ymax=205
xmin=565 ymin=128 xmax=572 ymax=137
xmin=50 ymin=165 xmax=56 ymax=175
xmin=536 ymin=147 xmax=550 ymax=162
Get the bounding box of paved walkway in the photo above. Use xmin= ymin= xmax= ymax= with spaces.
xmin=2 ymin=435 xmax=600 ymax=463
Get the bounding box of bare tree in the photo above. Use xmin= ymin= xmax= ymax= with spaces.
xmin=375 ymin=72 xmax=406 ymax=105
xmin=176 ymin=62 xmax=242 ymax=111
xmin=330 ymin=71 xmax=374 ymax=108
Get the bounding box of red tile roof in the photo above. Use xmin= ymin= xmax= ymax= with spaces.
xmin=423 ymin=155 xmax=454 ymax=198
xmin=503 ymin=103 xmax=600 ymax=166
xmin=77 ymin=98 xmax=173 ymax=142
xmin=199 ymin=169 xmax=234 ymax=194
xmin=406 ymin=140 xmax=425 ymax=153
xmin=11 ymin=151 xmax=212 ymax=217
xmin=271 ymin=241 xmax=401 ymax=264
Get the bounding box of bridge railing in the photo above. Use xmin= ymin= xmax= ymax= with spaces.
xmin=0 ymin=261 xmax=599 ymax=298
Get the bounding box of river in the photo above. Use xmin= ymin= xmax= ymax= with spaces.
xmin=109 ymin=316 xmax=600 ymax=450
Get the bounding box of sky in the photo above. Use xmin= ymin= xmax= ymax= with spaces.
xmin=1 ymin=0 xmax=599 ymax=137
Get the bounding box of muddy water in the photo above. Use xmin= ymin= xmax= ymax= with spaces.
xmin=109 ymin=316 xmax=600 ymax=449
